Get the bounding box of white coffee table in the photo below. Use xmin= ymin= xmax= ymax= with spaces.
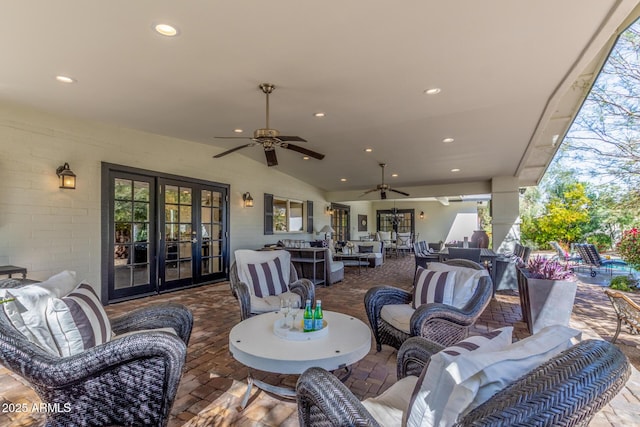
xmin=229 ymin=310 xmax=371 ymax=406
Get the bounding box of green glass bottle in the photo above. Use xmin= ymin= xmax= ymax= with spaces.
xmin=303 ymin=299 xmax=313 ymax=332
xmin=313 ymin=300 xmax=323 ymax=330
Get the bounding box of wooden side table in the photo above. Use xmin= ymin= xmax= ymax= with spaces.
xmin=0 ymin=265 xmax=27 ymax=279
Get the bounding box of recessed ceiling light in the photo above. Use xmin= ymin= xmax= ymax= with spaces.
xmin=313 ymin=112 xmax=326 ymax=117
xmin=364 ymin=148 xmax=373 ymax=153
xmin=340 ymin=178 xmax=347 ymax=182
xmin=303 ymin=156 xmax=310 ymax=160
xmin=391 ymin=173 xmax=398 ymax=178
xmin=442 ymin=137 xmax=455 ymax=143
xmin=154 ymin=23 xmax=178 ymax=37
xmin=55 ymin=75 xmax=75 ymax=83
xmin=424 ymin=88 xmax=441 ymax=95
xmin=451 ymin=168 xmax=461 ymax=173
xmin=233 ymin=129 xmax=243 ymax=133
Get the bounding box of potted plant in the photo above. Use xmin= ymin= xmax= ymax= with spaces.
xmin=517 ymin=256 xmax=578 ymax=334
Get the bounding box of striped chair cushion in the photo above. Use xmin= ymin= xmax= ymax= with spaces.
xmin=247 ymin=257 xmax=288 ymax=298
xmin=412 ymin=267 xmax=456 ymax=309
xmin=46 ymin=283 xmax=112 ymax=357
xmin=404 ymin=327 xmax=513 ymax=427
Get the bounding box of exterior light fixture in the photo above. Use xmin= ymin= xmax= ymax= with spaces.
xmin=242 ymin=192 xmax=254 ymax=208
xmin=420 ymin=211 xmax=425 ymax=219
xmin=326 ymin=206 xmax=334 ymax=215
xmin=56 ymin=163 xmax=76 ymax=189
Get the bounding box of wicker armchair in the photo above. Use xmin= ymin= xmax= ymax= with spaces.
xmin=230 ymin=252 xmax=315 ymax=321
xmin=0 ymin=302 xmax=192 ymax=427
xmin=296 ymin=338 xmax=630 ymax=427
xmin=365 ymin=259 xmax=492 ymax=351
xmin=605 ymin=289 xmax=640 ymax=343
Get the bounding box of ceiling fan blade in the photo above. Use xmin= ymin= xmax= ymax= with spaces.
xmin=265 ymin=149 xmax=278 ymax=167
xmin=278 ymin=135 xmax=307 ymax=142
xmin=361 ymin=188 xmax=378 ymax=195
xmin=389 ymin=188 xmax=410 ymax=197
xmin=213 ymin=143 xmax=253 ymax=158
xmin=284 ymin=144 xmax=325 ymax=160
xmin=214 ymin=136 xmax=253 ymax=139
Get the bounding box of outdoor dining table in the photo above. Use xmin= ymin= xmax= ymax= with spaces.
xmin=437 ymin=247 xmax=499 ymax=284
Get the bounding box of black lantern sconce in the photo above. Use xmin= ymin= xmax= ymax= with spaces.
xmin=56 ymin=163 xmax=76 ymax=189
xmin=325 ymin=206 xmax=334 ymax=215
xmin=419 ymin=211 xmax=425 ymax=220
xmin=242 ymin=192 xmax=254 ymax=208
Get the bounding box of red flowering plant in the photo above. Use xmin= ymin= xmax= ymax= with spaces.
xmin=525 ymin=255 xmax=576 ymax=281
xmin=617 ymin=228 xmax=640 ymax=270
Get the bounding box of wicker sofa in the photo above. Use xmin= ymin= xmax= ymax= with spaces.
xmin=296 ymin=335 xmax=631 ymax=427
xmin=0 ymin=279 xmax=193 ymax=427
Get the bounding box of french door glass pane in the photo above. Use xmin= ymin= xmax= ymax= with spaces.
xmin=164 ymin=185 xmax=194 ymax=282
xmin=200 ymin=190 xmax=223 ymax=276
xmin=113 ymin=179 xmax=150 ymax=290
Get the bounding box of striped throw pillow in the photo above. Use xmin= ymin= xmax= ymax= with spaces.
xmin=46 ymin=283 xmax=112 ymax=357
xmin=412 ymin=267 xmax=456 ymax=309
xmin=404 ymin=327 xmax=513 ymax=427
xmin=246 ymin=257 xmax=288 ymax=298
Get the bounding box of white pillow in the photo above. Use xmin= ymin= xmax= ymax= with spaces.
xmin=46 ymin=283 xmax=112 ymax=356
xmin=441 ymin=325 xmax=581 ymax=424
xmin=412 ymin=268 xmax=456 ymax=309
xmin=0 ymin=271 xmax=78 ymax=355
xmin=427 ymin=262 xmax=488 ymax=309
xmin=404 ymin=327 xmax=513 ymax=427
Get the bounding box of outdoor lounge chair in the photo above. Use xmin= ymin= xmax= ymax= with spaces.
xmin=575 ymin=243 xmax=627 ymax=277
xmin=296 ymin=337 xmax=630 ymax=427
xmin=0 ymin=298 xmax=193 ymax=427
xmin=364 ymin=259 xmax=492 ymax=350
xmin=550 ymin=241 xmax=581 ymax=266
xmin=230 ymin=249 xmax=315 ymax=321
xmin=605 ymin=289 xmax=640 ymax=343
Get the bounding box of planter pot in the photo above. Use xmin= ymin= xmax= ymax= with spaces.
xmin=471 ymin=230 xmax=489 ymax=248
xmin=517 ymin=268 xmax=578 ymax=334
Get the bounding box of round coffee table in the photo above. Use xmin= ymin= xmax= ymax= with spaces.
xmin=229 ymin=310 xmax=371 ymax=406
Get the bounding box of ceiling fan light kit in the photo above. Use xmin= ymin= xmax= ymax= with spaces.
xmin=213 ymin=83 xmax=325 ymax=167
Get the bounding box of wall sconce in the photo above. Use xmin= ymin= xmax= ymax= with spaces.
xmin=419 ymin=211 xmax=425 ymax=220
xmin=325 ymin=206 xmax=334 ymax=215
xmin=242 ymin=192 xmax=254 ymax=208
xmin=56 ymin=163 xmax=76 ymax=189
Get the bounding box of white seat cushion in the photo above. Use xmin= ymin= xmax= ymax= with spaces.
xmin=46 ymin=283 xmax=112 ymax=356
xmin=250 ymin=290 xmax=302 ymax=314
xmin=380 ymin=304 xmax=414 ymax=334
xmin=405 ymin=327 xmax=513 ymax=427
xmin=361 ymin=375 xmax=419 ymax=427
xmin=427 ymin=262 xmax=488 ymax=309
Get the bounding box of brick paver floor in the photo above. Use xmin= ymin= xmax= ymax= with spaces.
xmin=1 ymin=255 xmax=638 ymax=426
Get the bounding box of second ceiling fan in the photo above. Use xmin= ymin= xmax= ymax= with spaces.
xmin=213 ymin=83 xmax=325 ymax=167
xmin=361 ymin=163 xmax=410 ymax=199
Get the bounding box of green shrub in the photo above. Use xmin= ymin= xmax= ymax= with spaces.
xmin=617 ymin=228 xmax=640 ymax=270
xmin=609 ymin=275 xmax=637 ymax=292
xmin=586 ymin=233 xmax=612 ymax=253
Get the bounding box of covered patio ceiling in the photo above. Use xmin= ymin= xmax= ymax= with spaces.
xmin=2 ymin=1 xmax=639 ymax=201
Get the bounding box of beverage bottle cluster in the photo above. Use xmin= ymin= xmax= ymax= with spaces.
xmin=303 ymin=299 xmax=324 ymax=332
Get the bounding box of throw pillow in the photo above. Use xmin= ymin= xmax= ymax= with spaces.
xmin=412 ymin=267 xmax=456 ymax=309
xmin=46 ymin=283 xmax=112 ymax=357
xmin=404 ymin=327 xmax=513 ymax=427
xmin=0 ymin=270 xmax=79 ymax=355
xmin=358 ymin=245 xmax=374 ymax=253
xmin=441 ymin=325 xmax=581 ymax=424
xmin=427 ymin=262 xmax=488 ymax=309
xmin=246 ymin=257 xmax=288 ymax=298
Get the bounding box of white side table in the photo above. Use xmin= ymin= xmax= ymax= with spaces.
xmin=229 ymin=310 xmax=371 ymax=406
